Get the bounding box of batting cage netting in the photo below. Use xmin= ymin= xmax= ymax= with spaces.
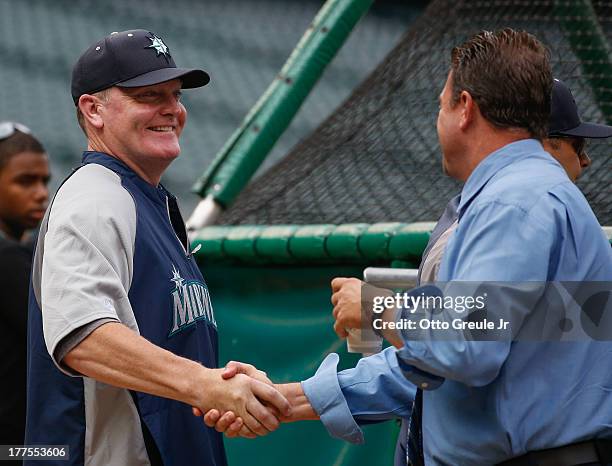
xmin=217 ymin=0 xmax=612 ymax=227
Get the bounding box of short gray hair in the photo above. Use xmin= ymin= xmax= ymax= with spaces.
xmin=75 ymin=88 xmax=112 ymax=136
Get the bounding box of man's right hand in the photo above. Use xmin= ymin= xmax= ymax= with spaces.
xmin=202 ymin=379 xmax=319 ymax=439
xmin=193 ymin=366 xmax=291 ymax=437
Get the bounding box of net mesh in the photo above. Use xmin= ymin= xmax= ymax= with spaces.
xmin=218 ymin=0 xmax=612 ymax=226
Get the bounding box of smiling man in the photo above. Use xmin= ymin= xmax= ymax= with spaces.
xmin=25 ymin=30 xmax=289 ymax=466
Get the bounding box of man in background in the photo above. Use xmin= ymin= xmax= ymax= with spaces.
xmin=0 ymin=122 xmax=49 ymax=458
xmin=543 ymin=77 xmax=612 ymax=181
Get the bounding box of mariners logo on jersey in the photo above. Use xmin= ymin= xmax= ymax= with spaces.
xmin=168 ymin=265 xmax=216 ymax=337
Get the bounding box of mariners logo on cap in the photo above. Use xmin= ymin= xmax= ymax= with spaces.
xmin=147 ymin=33 xmax=170 ymax=58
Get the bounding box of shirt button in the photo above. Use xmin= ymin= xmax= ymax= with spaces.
xmin=421 ymin=382 xmax=429 ymax=389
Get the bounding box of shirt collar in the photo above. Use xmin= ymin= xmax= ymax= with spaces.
xmin=458 ymin=139 xmax=544 ymax=217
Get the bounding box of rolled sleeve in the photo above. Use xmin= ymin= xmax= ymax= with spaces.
xmin=302 ymin=353 xmax=364 ymax=444
xmin=339 ymin=347 xmax=415 ymax=420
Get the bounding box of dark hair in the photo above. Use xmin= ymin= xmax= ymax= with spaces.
xmin=450 ymin=28 xmax=552 ymax=140
xmin=0 ymin=130 xmax=46 ymax=170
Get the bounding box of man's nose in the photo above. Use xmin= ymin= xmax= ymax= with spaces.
xmin=34 ymin=182 xmax=49 ymax=203
xmin=160 ymin=95 xmax=182 ymax=116
xmin=580 ymin=152 xmax=591 ymax=169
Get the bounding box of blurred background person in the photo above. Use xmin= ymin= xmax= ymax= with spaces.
xmin=0 ymin=122 xmax=49 ymax=454
xmin=543 ymin=78 xmax=612 ymax=182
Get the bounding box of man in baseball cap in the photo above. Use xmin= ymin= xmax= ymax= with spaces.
xmin=544 ymin=78 xmax=612 ymax=181
xmin=71 ymin=29 xmax=209 ymax=104
xmin=25 ymin=30 xmax=289 ymax=466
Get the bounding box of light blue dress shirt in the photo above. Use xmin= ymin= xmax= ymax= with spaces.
xmin=303 ymin=139 xmax=612 ymax=465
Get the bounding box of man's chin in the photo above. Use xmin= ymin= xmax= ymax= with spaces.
xmin=22 ymin=218 xmax=42 ymax=230
xmin=150 ymin=146 xmax=181 ymax=160
xmin=442 ymin=159 xmax=450 ymax=176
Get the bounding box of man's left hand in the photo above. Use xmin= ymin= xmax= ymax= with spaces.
xmin=330 ymin=277 xmax=365 ymax=339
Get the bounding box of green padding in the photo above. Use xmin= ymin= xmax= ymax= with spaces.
xmin=389 ymin=223 xmax=434 ymax=258
xmin=193 ymin=227 xmax=227 ymax=259
xmin=289 ymin=225 xmax=336 ymax=259
xmin=194 ymin=225 xmax=611 ymax=265
xmin=193 ymin=223 xmax=436 ymax=264
xmin=255 ymin=225 xmax=299 ymax=260
xmin=202 ymin=265 xmax=399 ymax=466
xmin=326 ymin=223 xmax=370 ymax=259
xmin=223 ymin=226 xmax=261 ymax=260
xmin=358 ymin=223 xmax=404 ymax=259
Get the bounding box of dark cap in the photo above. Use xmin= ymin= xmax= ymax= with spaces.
xmin=548 ymin=78 xmax=612 ymax=138
xmin=71 ymin=29 xmax=209 ymax=105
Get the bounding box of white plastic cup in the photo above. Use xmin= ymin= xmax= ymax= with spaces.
xmin=346 ymin=327 xmax=383 ymax=356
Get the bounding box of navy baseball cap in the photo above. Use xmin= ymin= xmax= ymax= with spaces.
xmin=71 ymin=29 xmax=210 ymax=105
xmin=548 ymin=78 xmax=612 ymax=138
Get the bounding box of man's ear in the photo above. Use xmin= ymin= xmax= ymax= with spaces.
xmin=459 ymin=90 xmax=475 ymax=131
xmin=78 ymin=94 xmax=105 ymax=130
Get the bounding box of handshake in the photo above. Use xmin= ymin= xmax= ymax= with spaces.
xmin=190 ymin=277 xmax=367 ymax=439
xmin=191 ymin=361 xmax=318 ymax=439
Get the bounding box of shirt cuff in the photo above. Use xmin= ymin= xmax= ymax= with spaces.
xmin=301 ymin=353 xmax=365 ymax=444
xmin=395 ymin=349 xmax=445 ymax=390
